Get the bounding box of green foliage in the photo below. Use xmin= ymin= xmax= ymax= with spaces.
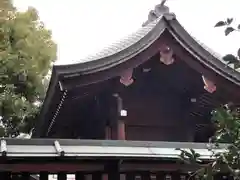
xmin=0 ymin=0 xmax=57 ymax=137
xmin=215 ymin=18 xmax=240 ymax=69
xmin=177 ymin=105 xmax=240 ymax=179
xmin=177 ymin=18 xmax=240 ymax=179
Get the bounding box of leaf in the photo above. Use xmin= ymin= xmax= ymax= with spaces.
xmin=227 ymin=18 xmax=233 ymax=25
xmin=212 ymin=161 xmax=217 ymax=168
xmin=225 ymin=27 xmax=235 ymax=36
xmin=222 ymin=54 xmax=238 ymax=64
xmin=215 ymin=21 xmax=226 ymax=27
xmin=0 ymin=0 xmax=56 ymax=137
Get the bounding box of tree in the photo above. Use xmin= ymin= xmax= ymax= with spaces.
xmin=0 ymin=0 xmax=57 ymax=137
xmin=178 ymin=105 xmax=240 ymax=179
xmin=215 ymin=18 xmax=240 ymax=69
xmin=177 ymin=19 xmax=240 ymax=179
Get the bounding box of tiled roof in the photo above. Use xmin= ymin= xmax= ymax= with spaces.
xmin=65 ymin=17 xmax=161 ymax=65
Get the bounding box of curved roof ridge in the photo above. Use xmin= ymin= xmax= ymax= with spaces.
xmin=55 ymin=16 xmax=162 ymax=66
xmin=145 ymin=2 xmax=239 ymax=74
xmin=192 ymin=36 xmax=223 ymax=60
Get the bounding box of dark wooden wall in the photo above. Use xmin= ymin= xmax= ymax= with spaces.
xmin=48 ymin=54 xmax=217 ymax=142
xmin=119 ymin=56 xmax=204 ymax=142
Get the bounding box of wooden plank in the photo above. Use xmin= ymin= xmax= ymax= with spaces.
xmin=0 ymin=164 xmax=103 ymax=173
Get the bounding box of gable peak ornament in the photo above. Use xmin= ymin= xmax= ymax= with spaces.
xmin=202 ymin=76 xmax=216 ymax=93
xmin=120 ymin=69 xmax=134 ymax=86
xmin=159 ymin=45 xmax=174 ymax=65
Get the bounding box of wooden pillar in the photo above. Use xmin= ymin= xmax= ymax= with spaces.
xmin=125 ymin=172 xmax=135 ymax=180
xmin=58 ymin=172 xmax=67 ymax=180
xmin=156 ymin=172 xmax=165 ymax=180
xmin=105 ymin=126 xmax=111 ymax=140
xmin=107 ymin=161 xmax=120 ymax=180
xmin=118 ymin=110 xmax=126 ymax=140
xmin=140 ymin=171 xmax=151 ymax=180
xmin=40 ymin=172 xmax=49 ymax=180
xmin=92 ymin=172 xmax=102 ymax=180
xmin=75 ymin=172 xmax=85 ymax=180
xmin=0 ymin=172 xmax=11 ymax=180
xmin=111 ymin=93 xmax=126 ymax=140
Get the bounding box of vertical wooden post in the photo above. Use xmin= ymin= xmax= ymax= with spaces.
xmin=125 ymin=172 xmax=135 ymax=180
xmin=118 ymin=113 xmax=126 ymax=140
xmin=171 ymin=172 xmax=180 ymax=180
xmin=156 ymin=172 xmax=165 ymax=180
xmin=40 ymin=172 xmax=49 ymax=180
xmin=112 ymin=93 xmax=126 ymax=140
xmin=140 ymin=171 xmax=151 ymax=180
xmin=0 ymin=172 xmax=11 ymax=180
xmin=105 ymin=126 xmax=111 ymax=140
xmin=107 ymin=161 xmax=120 ymax=180
xmin=58 ymin=172 xmax=67 ymax=180
xmin=92 ymin=172 xmax=102 ymax=180
xmin=75 ymin=172 xmax=85 ymax=180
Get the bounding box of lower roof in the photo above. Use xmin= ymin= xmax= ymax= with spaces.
xmin=1 ymin=139 xmax=226 ymax=160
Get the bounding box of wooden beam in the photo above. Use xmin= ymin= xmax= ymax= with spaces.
xmin=0 ymin=164 xmax=104 ymax=173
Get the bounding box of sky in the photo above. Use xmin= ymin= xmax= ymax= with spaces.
xmin=14 ymin=0 xmax=240 ymax=65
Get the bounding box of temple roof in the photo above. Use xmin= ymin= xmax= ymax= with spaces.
xmin=33 ymin=2 xmax=240 ymax=138
xmin=53 ymin=4 xmax=240 ymax=85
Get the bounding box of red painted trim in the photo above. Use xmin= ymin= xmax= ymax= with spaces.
xmin=118 ymin=120 xmax=126 ymax=140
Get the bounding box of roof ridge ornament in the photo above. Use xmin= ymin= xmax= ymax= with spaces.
xmin=143 ymin=0 xmax=175 ymax=26
xmin=155 ymin=0 xmax=169 ymax=16
xmin=160 ymin=0 xmax=167 ymax=6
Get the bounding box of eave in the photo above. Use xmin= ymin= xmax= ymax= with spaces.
xmin=33 ymin=12 xmax=240 ymax=138
xmin=55 ymin=14 xmax=240 ymax=90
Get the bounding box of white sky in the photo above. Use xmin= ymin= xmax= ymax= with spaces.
xmin=14 ymin=0 xmax=240 ymax=65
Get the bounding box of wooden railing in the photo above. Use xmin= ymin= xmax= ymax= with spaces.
xmin=0 ymin=139 xmax=229 ymax=180
xmin=0 ymin=171 xmax=232 ymax=180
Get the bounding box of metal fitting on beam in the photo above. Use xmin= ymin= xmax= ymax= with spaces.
xmin=1 ymin=140 xmax=7 ymax=156
xmin=54 ymin=140 xmax=65 ymax=157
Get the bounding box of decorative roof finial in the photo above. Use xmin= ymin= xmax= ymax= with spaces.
xmin=155 ymin=0 xmax=169 ymax=16
xmin=160 ymin=0 xmax=167 ymax=6
xmin=142 ymin=0 xmax=173 ymax=26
